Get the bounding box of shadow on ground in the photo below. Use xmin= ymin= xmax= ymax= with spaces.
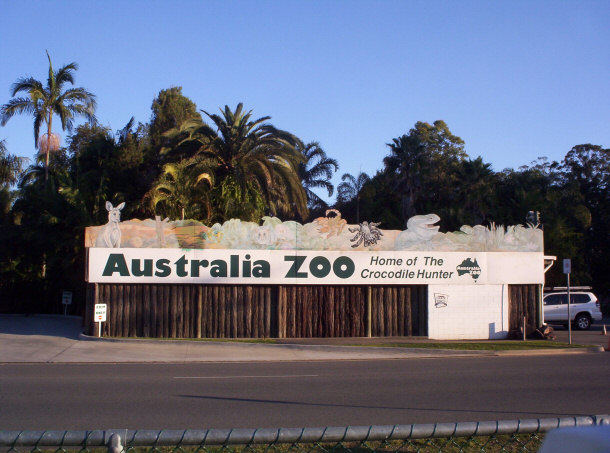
xmin=0 ymin=315 xmax=83 ymax=340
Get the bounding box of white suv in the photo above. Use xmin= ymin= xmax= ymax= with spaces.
xmin=543 ymin=292 xmax=603 ymax=330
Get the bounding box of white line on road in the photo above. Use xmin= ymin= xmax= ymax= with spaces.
xmin=174 ymin=375 xmax=319 ymax=379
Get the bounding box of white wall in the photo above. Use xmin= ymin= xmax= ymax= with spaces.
xmin=427 ymin=284 xmax=509 ymax=340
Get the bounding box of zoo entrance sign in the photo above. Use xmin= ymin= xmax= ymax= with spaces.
xmin=88 ymin=249 xmax=541 ymax=285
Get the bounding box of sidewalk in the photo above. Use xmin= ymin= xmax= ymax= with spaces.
xmin=0 ymin=314 xmax=606 ymax=363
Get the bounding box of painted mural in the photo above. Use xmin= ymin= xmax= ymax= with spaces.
xmin=85 ymin=204 xmax=543 ymax=253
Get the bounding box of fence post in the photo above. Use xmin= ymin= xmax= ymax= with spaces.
xmin=107 ymin=433 xmax=123 ymax=453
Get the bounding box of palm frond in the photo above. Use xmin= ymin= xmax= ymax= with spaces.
xmin=1 ymin=98 xmax=37 ymax=125
xmin=10 ymin=77 xmax=45 ymax=97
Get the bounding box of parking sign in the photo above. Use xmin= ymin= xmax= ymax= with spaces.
xmin=94 ymin=303 xmax=107 ymax=322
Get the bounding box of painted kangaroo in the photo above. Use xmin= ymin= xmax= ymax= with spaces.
xmin=96 ymin=201 xmax=125 ymax=248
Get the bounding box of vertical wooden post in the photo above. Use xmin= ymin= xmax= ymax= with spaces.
xmin=276 ymin=286 xmax=283 ymax=339
xmin=367 ymin=286 xmax=372 ymax=337
xmin=196 ymin=286 xmax=203 ymax=338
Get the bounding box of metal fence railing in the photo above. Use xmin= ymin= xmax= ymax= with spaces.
xmin=1 ymin=415 xmax=608 ymax=453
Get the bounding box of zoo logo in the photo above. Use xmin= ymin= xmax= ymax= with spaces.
xmin=456 ymin=258 xmax=482 ymax=281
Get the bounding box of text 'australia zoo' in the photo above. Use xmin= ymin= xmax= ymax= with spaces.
xmin=101 ymin=254 xmax=356 ymax=280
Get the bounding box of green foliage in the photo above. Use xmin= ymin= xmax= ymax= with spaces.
xmin=2 ymin=151 xmax=88 ymax=313
xmin=149 ymin=87 xmax=202 ymax=148
xmin=216 ymin=175 xmax=265 ymax=222
xmin=561 ymin=145 xmax=610 ymax=299
xmin=383 ymin=120 xmax=466 ymax=228
xmin=189 ymin=103 xmax=308 ymax=222
xmin=0 ymin=139 xmax=27 ymax=186
xmin=150 ymin=158 xmax=214 ymax=221
xmin=297 ymin=141 xmax=339 ymax=214
xmin=336 ymin=171 xmax=370 ymax=224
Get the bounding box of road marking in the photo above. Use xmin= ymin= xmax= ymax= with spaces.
xmin=174 ymin=374 xmax=319 ymax=379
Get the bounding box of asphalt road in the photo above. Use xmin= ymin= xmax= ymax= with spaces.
xmin=1 ymin=354 xmax=609 ymax=430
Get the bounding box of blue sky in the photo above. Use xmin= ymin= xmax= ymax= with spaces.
xmin=1 ymin=0 xmax=608 ymax=201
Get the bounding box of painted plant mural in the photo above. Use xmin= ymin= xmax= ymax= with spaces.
xmin=85 ymin=205 xmax=543 ymax=253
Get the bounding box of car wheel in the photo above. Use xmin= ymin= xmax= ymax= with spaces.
xmin=574 ymin=314 xmax=592 ymax=330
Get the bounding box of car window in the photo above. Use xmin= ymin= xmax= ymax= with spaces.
xmin=544 ymin=294 xmax=565 ymax=305
xmin=571 ymin=294 xmax=590 ymax=304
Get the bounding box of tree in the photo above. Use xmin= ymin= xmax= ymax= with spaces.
xmin=561 ymin=144 xmax=609 ymax=209
xmin=455 ymin=156 xmax=496 ymax=225
xmin=147 ymin=87 xmax=203 ymax=167
xmin=65 ymin=124 xmax=116 ymax=222
xmin=0 ymin=51 xmax=96 ymax=182
xmin=66 ymin=119 xmax=151 ymax=222
xmin=0 ymin=139 xmax=27 ymax=231
xmin=0 ymin=139 xmax=26 ymax=187
xmin=383 ymin=121 xmax=467 ymax=227
xmin=561 ymin=144 xmax=610 ymax=300
xmin=297 ymin=141 xmax=338 ymax=213
xmin=336 ymin=171 xmax=370 ymax=223
xmin=383 ymin=134 xmax=429 ymax=223
xmin=149 ymin=87 xmax=202 ymax=146
xmin=149 ymin=158 xmax=214 ymax=221
xmin=179 ymin=103 xmax=307 ymax=222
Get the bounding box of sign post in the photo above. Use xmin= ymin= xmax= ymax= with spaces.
xmin=563 ymin=259 xmax=572 ymax=345
xmin=94 ymin=303 xmax=107 ymax=338
xmin=61 ymin=291 xmax=72 ymax=315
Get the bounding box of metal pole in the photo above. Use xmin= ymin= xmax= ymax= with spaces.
xmin=567 ymin=273 xmax=571 ymax=345
xmin=537 ymin=284 xmax=543 ymax=327
xmin=107 ymin=433 xmax=122 ymax=453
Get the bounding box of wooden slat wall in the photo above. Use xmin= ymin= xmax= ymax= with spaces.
xmin=508 ymin=284 xmax=540 ymax=332
xmin=277 ymin=286 xmax=368 ymax=338
xmin=89 ymin=284 xmax=276 ymax=338
xmin=87 ymin=283 xmax=427 ymax=338
xmin=370 ymin=285 xmax=427 ymax=336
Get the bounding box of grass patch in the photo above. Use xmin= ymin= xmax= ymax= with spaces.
xmin=3 ymin=434 xmax=545 ymax=453
xmin=347 ymin=340 xmax=590 ymax=350
xmin=101 ymin=336 xmax=593 ymax=350
xmin=104 ymin=337 xmax=595 ymax=351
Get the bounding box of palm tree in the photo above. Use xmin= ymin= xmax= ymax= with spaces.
xmin=0 ymin=139 xmax=26 ymax=186
xmin=0 ymin=139 xmax=27 ymax=225
xmin=337 ymin=171 xmax=370 ymax=223
xmin=172 ymin=103 xmax=307 ymax=221
xmin=297 ymin=141 xmax=338 ymax=212
xmin=1 ymin=51 xmax=96 ymax=182
xmin=455 ymin=156 xmax=495 ymax=225
xmin=383 ymin=134 xmax=429 ymax=225
xmin=150 ymin=158 xmax=214 ymax=221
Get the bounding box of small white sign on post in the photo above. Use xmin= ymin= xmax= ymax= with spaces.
xmin=62 ymin=291 xmax=72 ymax=305
xmin=94 ymin=303 xmax=107 ymax=337
xmin=62 ymin=291 xmax=73 ymax=315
